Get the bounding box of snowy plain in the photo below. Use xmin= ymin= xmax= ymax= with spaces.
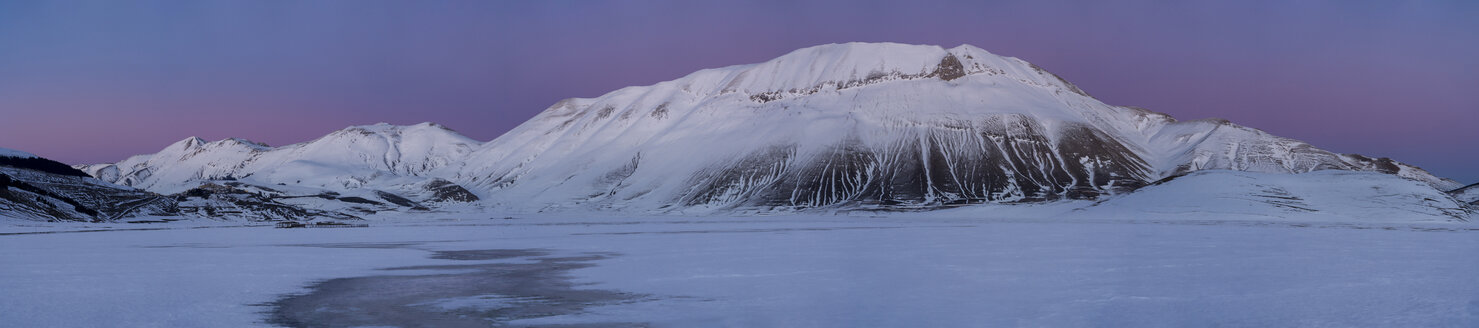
xmin=3 ymin=214 xmax=1478 ymax=327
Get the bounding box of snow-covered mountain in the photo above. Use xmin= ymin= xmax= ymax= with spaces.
xmin=1 ymin=147 xmax=371 ymax=222
xmin=78 ymin=122 xmax=482 ymax=201
xmin=72 ymin=42 xmax=1461 ymax=217
xmin=454 ymin=42 xmax=1458 ymax=213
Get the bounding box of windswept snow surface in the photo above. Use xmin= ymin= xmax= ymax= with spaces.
xmin=3 ymin=218 xmax=1479 ymax=327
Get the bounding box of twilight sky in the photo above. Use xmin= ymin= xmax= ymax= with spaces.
xmin=0 ymin=1 xmax=1475 ymax=183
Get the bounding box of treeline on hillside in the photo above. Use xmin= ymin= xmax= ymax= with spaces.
xmin=0 ymin=173 xmax=101 ymax=217
xmin=0 ymin=156 xmax=91 ymax=177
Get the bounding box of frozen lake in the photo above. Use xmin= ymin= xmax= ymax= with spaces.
xmin=3 ymin=216 xmax=1478 ymax=327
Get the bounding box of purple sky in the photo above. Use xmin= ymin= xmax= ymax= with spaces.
xmin=1 ymin=1 xmax=1475 ymax=183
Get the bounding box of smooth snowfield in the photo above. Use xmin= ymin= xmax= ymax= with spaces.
xmin=3 ymin=217 xmax=1478 ymax=327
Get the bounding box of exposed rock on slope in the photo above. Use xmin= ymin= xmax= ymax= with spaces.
xmin=1450 ymin=182 xmax=1479 ymax=206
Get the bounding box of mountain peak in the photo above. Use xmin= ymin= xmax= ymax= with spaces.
xmin=337 ymin=122 xmax=396 ymax=134
xmin=169 ymin=136 xmax=208 ymax=150
xmin=745 ymin=42 xmax=1018 ymax=83
xmin=335 ymin=122 xmax=461 ymax=136
xmin=221 ymin=138 xmax=270 ymax=148
xmin=587 ymin=41 xmax=1092 ymax=106
xmin=715 ymin=42 xmax=957 ymax=93
xmin=165 ymin=136 xmax=270 ymax=153
xmin=773 ymin=42 xmax=949 ymax=63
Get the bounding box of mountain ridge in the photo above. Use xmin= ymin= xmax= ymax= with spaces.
xmin=77 ymin=122 xmax=482 ymax=194
xmin=66 ymin=42 xmax=1464 ymax=215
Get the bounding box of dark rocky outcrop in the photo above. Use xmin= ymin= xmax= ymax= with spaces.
xmin=373 ymin=191 xmax=422 ymax=209
xmin=422 ymin=179 xmax=480 ymax=203
xmin=934 ymin=54 xmax=966 ymax=81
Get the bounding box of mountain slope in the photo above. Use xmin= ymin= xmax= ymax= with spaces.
xmin=1451 ymin=182 xmax=1479 ymax=206
xmin=455 ymin=42 xmax=1457 ymax=213
xmin=1074 ymin=170 xmax=1471 ymax=223
xmin=1138 ymin=116 xmax=1459 ymax=190
xmin=0 ymin=147 xmax=183 ymax=222
xmin=1 ymin=147 xmax=367 ymax=222
xmin=1 ymin=148 xmax=142 ymax=222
